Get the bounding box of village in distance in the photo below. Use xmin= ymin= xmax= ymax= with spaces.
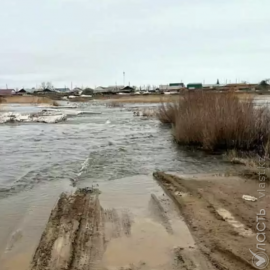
xmin=0 ymin=79 xmax=270 ymax=98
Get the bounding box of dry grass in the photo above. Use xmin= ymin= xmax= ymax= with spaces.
xmin=106 ymin=101 xmax=124 ymax=108
xmin=133 ymin=108 xmax=157 ymax=117
xmin=99 ymin=94 xmax=180 ymax=103
xmin=158 ymin=92 xmax=270 ymax=154
xmin=68 ymin=96 xmax=92 ymax=102
xmin=2 ymin=96 xmax=58 ymax=105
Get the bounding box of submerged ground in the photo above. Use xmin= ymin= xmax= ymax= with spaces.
xmin=0 ymin=98 xmax=268 ymax=270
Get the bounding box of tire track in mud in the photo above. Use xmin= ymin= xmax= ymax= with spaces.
xmin=30 ymin=189 xmax=135 ymax=270
xmin=104 ymin=209 xmax=133 ymax=241
xmin=31 ymin=188 xmax=105 ymax=270
xmin=153 ymin=171 xmax=269 ymax=270
xmin=30 ymin=184 xmax=213 ymax=270
xmin=149 ymin=194 xmax=174 ymax=234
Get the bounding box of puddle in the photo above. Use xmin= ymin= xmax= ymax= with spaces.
xmin=99 ymin=175 xmax=196 ymax=269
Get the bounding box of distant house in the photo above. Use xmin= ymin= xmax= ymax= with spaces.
xmin=23 ymin=88 xmax=36 ymax=93
xmin=16 ymin=89 xmax=27 ymax=95
xmin=93 ymin=86 xmax=109 ymax=94
xmin=119 ymin=86 xmax=135 ymax=93
xmin=55 ymin=88 xmax=70 ymax=93
xmin=187 ymin=83 xmax=203 ymax=90
xmin=107 ymin=85 xmax=125 ymax=93
xmin=73 ymin=87 xmax=82 ymax=92
xmin=202 ymin=84 xmax=225 ymax=90
xmin=35 ymin=88 xmax=54 ymax=94
xmin=159 ymin=83 xmax=185 ymax=92
xmin=0 ymin=89 xmax=15 ymax=96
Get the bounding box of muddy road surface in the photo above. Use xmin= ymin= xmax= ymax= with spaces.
xmin=31 ymin=184 xmax=214 ymax=270
xmin=154 ymin=172 xmax=270 ymax=270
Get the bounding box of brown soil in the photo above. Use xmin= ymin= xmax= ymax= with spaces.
xmin=153 ymin=172 xmax=270 ymax=270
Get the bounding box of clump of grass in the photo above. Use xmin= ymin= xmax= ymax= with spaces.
xmin=52 ymin=100 xmax=59 ymax=106
xmin=158 ymin=92 xmax=270 ymax=155
xmin=157 ymin=99 xmax=179 ymax=123
xmin=106 ymin=101 xmax=124 ymax=108
xmin=133 ymin=108 xmax=157 ymax=117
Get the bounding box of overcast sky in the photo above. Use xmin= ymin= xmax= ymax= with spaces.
xmin=0 ymin=0 xmax=269 ymax=88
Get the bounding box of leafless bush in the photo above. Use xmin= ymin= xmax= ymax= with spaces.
xmin=158 ymin=92 xmax=270 ymax=154
xmin=133 ymin=108 xmax=157 ymax=117
xmin=106 ymin=101 xmax=124 ymax=108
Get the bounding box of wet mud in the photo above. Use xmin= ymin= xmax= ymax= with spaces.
xmin=153 ymin=172 xmax=270 ymax=270
xmin=30 ymin=183 xmax=213 ymax=270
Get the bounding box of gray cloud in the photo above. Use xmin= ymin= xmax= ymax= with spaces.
xmin=0 ymin=0 xmax=269 ymax=88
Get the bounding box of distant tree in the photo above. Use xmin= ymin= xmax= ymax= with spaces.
xmin=260 ymin=79 xmax=269 ymax=86
xmin=41 ymin=82 xmax=54 ymax=90
xmin=259 ymin=79 xmax=270 ymax=90
xmin=216 ymin=79 xmax=220 ymax=85
xmin=82 ymin=88 xmax=94 ymax=95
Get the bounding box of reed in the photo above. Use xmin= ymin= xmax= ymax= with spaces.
xmin=158 ymin=92 xmax=270 ymax=154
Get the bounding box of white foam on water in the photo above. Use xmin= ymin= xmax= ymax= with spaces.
xmin=46 ymin=109 xmax=101 ymax=116
xmin=0 ymin=112 xmax=67 ymax=124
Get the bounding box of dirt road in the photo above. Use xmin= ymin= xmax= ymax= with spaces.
xmin=153 ymin=172 xmax=270 ymax=270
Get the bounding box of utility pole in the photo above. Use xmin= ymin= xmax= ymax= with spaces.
xmin=123 ymin=72 xmax=125 ymax=86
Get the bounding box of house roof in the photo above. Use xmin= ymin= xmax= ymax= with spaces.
xmin=107 ymin=85 xmax=125 ymax=89
xmin=55 ymin=88 xmax=70 ymax=92
xmin=169 ymin=83 xmax=184 ymax=87
xmin=0 ymin=89 xmax=15 ymax=95
xmin=94 ymin=86 xmax=108 ymax=93
xmin=122 ymin=86 xmax=134 ymax=90
xmin=159 ymin=84 xmax=185 ymax=90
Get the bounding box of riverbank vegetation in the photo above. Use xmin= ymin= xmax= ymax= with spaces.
xmin=98 ymin=94 xmax=178 ymax=103
xmin=158 ymin=92 xmax=270 ymax=155
xmin=0 ymin=96 xmax=58 ymax=106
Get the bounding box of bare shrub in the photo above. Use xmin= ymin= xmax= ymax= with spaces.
xmin=133 ymin=108 xmax=157 ymax=117
xmin=52 ymin=100 xmax=59 ymax=106
xmin=106 ymin=101 xmax=124 ymax=108
xmin=158 ymin=92 xmax=270 ymax=154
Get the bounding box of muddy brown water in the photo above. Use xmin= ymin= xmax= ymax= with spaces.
xmin=0 ymin=102 xmax=238 ymax=270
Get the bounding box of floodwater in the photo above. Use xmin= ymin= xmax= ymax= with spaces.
xmin=0 ymin=101 xmax=237 ymax=270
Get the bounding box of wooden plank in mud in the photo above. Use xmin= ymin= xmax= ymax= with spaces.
xmin=30 ymin=188 xmax=104 ymax=270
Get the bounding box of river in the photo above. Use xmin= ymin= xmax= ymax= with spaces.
xmin=0 ymin=101 xmax=239 ymax=270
